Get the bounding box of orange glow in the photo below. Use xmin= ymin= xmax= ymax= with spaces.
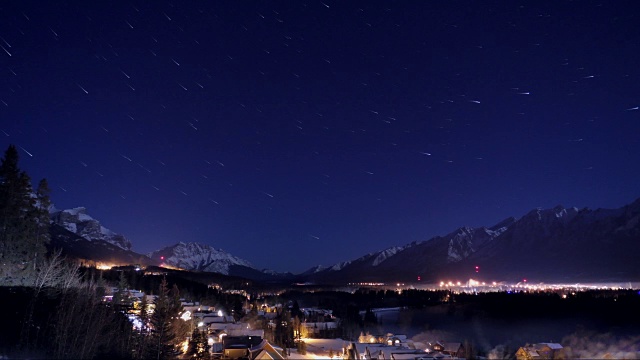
xmin=96 ymin=263 xmax=116 ymax=270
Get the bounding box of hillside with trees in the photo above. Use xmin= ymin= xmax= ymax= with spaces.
xmin=0 ymin=144 xmax=196 ymax=358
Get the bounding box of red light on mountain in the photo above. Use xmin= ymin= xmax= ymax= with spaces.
xmin=160 ymin=256 xmax=164 ymax=260
xmin=475 ymin=266 xmax=479 ymax=273
xmin=417 ymin=276 xmax=421 ymax=281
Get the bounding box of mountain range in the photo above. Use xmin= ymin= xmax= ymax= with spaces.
xmin=48 ymin=198 xmax=640 ymax=284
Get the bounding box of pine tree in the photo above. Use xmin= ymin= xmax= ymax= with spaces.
xmin=0 ymin=145 xmax=50 ymax=284
xmin=169 ymin=283 xmax=189 ymax=347
xmin=169 ymin=284 xmax=182 ymax=317
xmin=33 ymin=179 xmax=51 ymax=252
xmin=187 ymin=328 xmax=210 ymax=359
xmin=292 ymin=316 xmax=300 ymax=340
xmin=0 ymin=146 xmax=29 ymax=258
xmin=132 ymin=294 xmax=151 ymax=360
xmin=140 ymin=294 xmax=150 ymax=331
xmin=148 ymin=278 xmax=186 ymax=360
xmin=113 ymin=271 xmax=133 ymax=311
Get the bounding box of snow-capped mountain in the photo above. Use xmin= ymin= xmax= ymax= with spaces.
xmin=48 ymin=223 xmax=154 ymax=266
xmin=307 ymin=198 xmax=640 ymax=283
xmin=47 ymin=198 xmax=640 ymax=284
xmin=48 ymin=206 xmax=290 ymax=280
xmin=299 ymin=265 xmax=327 ymax=275
xmin=308 ymin=218 xmax=513 ymax=283
xmin=50 ymin=207 xmax=132 ymax=250
xmin=148 ymin=242 xmax=255 ymax=275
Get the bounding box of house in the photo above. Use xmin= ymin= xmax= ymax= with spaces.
xmin=358 ymin=333 xmax=408 ymax=346
xmin=199 ymin=314 xmax=235 ymax=328
xmin=347 ymin=342 xmax=391 ymax=360
xmin=251 ymin=340 xmax=285 ymax=359
xmin=359 ymin=332 xmax=385 ymax=344
xmin=385 ymin=334 xmax=408 ymax=347
xmin=303 ymin=338 xmax=351 ymax=359
xmin=516 ymin=343 xmax=565 ymax=360
xmin=430 ymin=342 xmax=464 ymax=358
xmin=350 ymin=343 xmax=419 ymax=360
xmin=220 ymin=336 xmax=284 ymax=359
xmin=301 ymin=320 xmax=339 ymax=337
xmin=388 ymin=349 xmax=433 ymax=359
xmin=183 ymin=304 xmax=214 ymax=313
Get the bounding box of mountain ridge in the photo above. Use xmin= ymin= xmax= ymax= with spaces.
xmin=49 ymin=198 xmax=640 ymax=283
xmin=305 ymin=198 xmax=640 ymax=283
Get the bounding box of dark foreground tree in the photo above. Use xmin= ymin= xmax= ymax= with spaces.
xmin=0 ymin=145 xmax=50 ymax=285
xmin=146 ymin=277 xmax=187 ymax=359
xmin=113 ymin=271 xmax=134 ymax=312
xmin=50 ymin=287 xmax=134 ymax=359
xmin=187 ymin=328 xmax=210 ymax=359
xmin=1 ymin=283 xmax=135 ymax=359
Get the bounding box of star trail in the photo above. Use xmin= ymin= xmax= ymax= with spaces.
xmin=1 ymin=1 xmax=639 ymax=272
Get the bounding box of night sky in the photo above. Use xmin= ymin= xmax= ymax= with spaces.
xmin=1 ymin=1 xmax=639 ymax=273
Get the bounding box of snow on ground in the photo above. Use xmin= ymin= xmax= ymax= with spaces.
xmin=298 ymin=338 xmax=350 ymax=358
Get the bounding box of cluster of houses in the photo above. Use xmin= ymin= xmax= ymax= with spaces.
xmin=103 ymin=287 xmax=586 ymax=359
xmin=103 ymin=287 xmax=284 ymax=358
xmin=515 ymin=343 xmax=565 ymax=360
xmin=342 ymin=333 xmax=465 ymax=359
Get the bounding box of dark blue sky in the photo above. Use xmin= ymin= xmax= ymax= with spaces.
xmin=1 ymin=1 xmax=639 ymax=273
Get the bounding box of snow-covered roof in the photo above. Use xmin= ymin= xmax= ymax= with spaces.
xmin=201 ymin=315 xmax=234 ymax=324
xmin=209 ymin=323 xmax=241 ymax=331
xmin=391 ymin=353 xmax=425 ymax=360
xmin=226 ymin=329 xmax=264 ymax=338
xmin=302 ymin=338 xmax=350 ymax=357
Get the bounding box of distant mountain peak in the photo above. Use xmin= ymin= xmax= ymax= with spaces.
xmin=148 ymin=242 xmax=254 ymax=275
xmin=50 ymin=207 xmax=132 ymax=250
